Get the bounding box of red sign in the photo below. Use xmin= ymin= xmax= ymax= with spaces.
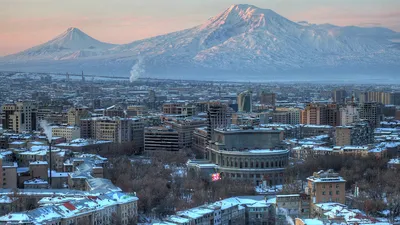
xmin=211 ymin=173 xmax=221 ymax=181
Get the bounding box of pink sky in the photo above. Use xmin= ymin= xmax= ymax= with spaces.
xmin=1 ymin=0 xmax=399 ymax=56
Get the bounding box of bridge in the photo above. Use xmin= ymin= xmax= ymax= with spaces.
xmin=0 ymin=70 xmax=130 ymax=80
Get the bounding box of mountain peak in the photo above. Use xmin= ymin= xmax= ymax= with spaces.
xmin=228 ymin=4 xmax=259 ymax=10
xmin=66 ymin=27 xmax=81 ymax=33
xmin=200 ymin=4 xmax=294 ymax=31
xmin=43 ymin=27 xmax=115 ymax=50
xmin=8 ymin=27 xmax=116 ymax=59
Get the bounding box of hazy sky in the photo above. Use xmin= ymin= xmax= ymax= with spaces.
xmin=1 ymin=0 xmax=399 ymax=56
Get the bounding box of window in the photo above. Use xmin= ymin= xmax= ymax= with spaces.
xmin=336 ymin=191 xmax=339 ymax=195
xmin=329 ymin=191 xmax=332 ymax=196
xmin=336 ymin=184 xmax=339 ymax=188
xmin=322 ymin=191 xmax=325 ymax=195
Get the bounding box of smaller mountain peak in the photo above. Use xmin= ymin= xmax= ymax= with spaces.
xmin=66 ymin=27 xmax=83 ymax=33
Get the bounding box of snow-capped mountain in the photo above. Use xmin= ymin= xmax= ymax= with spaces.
xmin=1 ymin=4 xmax=400 ymax=81
xmin=5 ymin=27 xmax=116 ymax=60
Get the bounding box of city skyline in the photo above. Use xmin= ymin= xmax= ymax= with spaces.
xmin=1 ymin=0 xmax=400 ymax=56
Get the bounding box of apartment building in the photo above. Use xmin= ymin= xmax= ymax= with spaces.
xmin=238 ymin=90 xmax=253 ymax=112
xmin=67 ymin=107 xmax=89 ymax=126
xmin=335 ymin=122 xmax=372 ymax=146
xmin=358 ymin=102 xmax=383 ymax=128
xmin=359 ymin=92 xmax=393 ymax=105
xmin=260 ymin=91 xmax=276 ymax=106
xmin=163 ymin=102 xmax=197 ymax=116
xmin=164 ymin=116 xmax=207 ymax=149
xmin=144 ymin=126 xmax=180 ymax=152
xmin=339 ymin=104 xmax=359 ymax=126
xmin=52 ymin=126 xmax=81 ymax=142
xmin=1 ymin=101 xmax=38 ymax=133
xmin=306 ymin=170 xmax=346 ymax=216
xmin=80 ymin=117 xmax=144 ymax=150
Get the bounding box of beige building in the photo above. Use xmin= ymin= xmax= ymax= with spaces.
xmin=1 ymin=101 xmax=38 ymax=133
xmin=0 ymin=158 xmax=17 ymax=189
xmin=52 ymin=126 xmax=81 ymax=141
xmin=192 ymin=127 xmax=208 ymax=157
xmin=80 ymin=117 xmax=144 ymax=149
xmin=163 ymin=103 xmax=197 ymax=116
xmin=335 ymin=126 xmax=352 ymax=146
xmin=29 ymin=161 xmax=49 ymax=181
xmin=359 ymin=91 xmax=393 ymax=105
xmin=335 ymin=122 xmax=373 ymax=146
xmin=301 ymin=103 xmax=323 ymax=125
xmin=127 ymin=105 xmax=148 ymax=116
xmin=276 ymin=194 xmax=311 ymax=218
xmin=306 ymin=170 xmax=346 ymax=215
xmin=67 ymin=107 xmax=89 ymax=126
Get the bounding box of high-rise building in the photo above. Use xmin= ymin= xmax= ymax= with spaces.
xmin=393 ymin=92 xmax=400 ymax=106
xmin=260 ymin=91 xmax=276 ymax=106
xmin=301 ymin=103 xmax=323 ymax=125
xmin=335 ymin=121 xmax=373 ymax=146
xmin=237 ymin=90 xmax=253 ymax=112
xmin=207 ymin=103 xmax=231 ymax=142
xmin=80 ymin=117 xmax=144 ymax=151
xmin=339 ymin=104 xmax=359 ymax=126
xmin=272 ymin=111 xmax=288 ymax=124
xmin=164 ymin=117 xmax=207 ymax=149
xmin=332 ymin=89 xmax=347 ymax=104
xmin=1 ymin=101 xmax=38 ymax=133
xmin=67 ymin=107 xmax=89 ymax=126
xmin=323 ymin=104 xmax=340 ymax=126
xmin=358 ymin=102 xmax=383 ymax=128
xmin=144 ymin=126 xmax=180 ymax=152
xmin=287 ymin=108 xmax=302 ymax=125
xmin=301 ymin=103 xmax=339 ymax=126
xmin=162 ymin=103 xmax=197 ymax=116
xmin=148 ymin=90 xmax=157 ymax=109
xmin=359 ymin=92 xmax=393 ymax=105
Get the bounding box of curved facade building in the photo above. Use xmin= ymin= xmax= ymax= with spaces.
xmin=209 ymin=148 xmax=289 ymax=185
xmin=189 ymin=126 xmax=289 ymax=185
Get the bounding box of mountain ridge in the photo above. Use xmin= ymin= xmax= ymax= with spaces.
xmin=1 ymin=4 xmax=399 ymax=81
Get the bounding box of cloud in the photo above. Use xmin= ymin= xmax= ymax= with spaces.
xmin=289 ymin=7 xmax=400 ymax=31
xmin=358 ymin=22 xmax=382 ymax=27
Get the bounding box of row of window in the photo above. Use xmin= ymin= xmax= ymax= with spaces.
xmin=322 ymin=191 xmax=340 ymax=195
xmin=222 ymin=159 xmax=287 ymax=169
xmin=322 ymin=184 xmax=340 ymax=188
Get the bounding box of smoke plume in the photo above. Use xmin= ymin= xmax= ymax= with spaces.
xmin=40 ymin=120 xmax=53 ymax=143
xmin=130 ymin=57 xmax=145 ymax=83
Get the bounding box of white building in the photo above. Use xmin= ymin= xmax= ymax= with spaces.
xmin=339 ymin=104 xmax=359 ymax=126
